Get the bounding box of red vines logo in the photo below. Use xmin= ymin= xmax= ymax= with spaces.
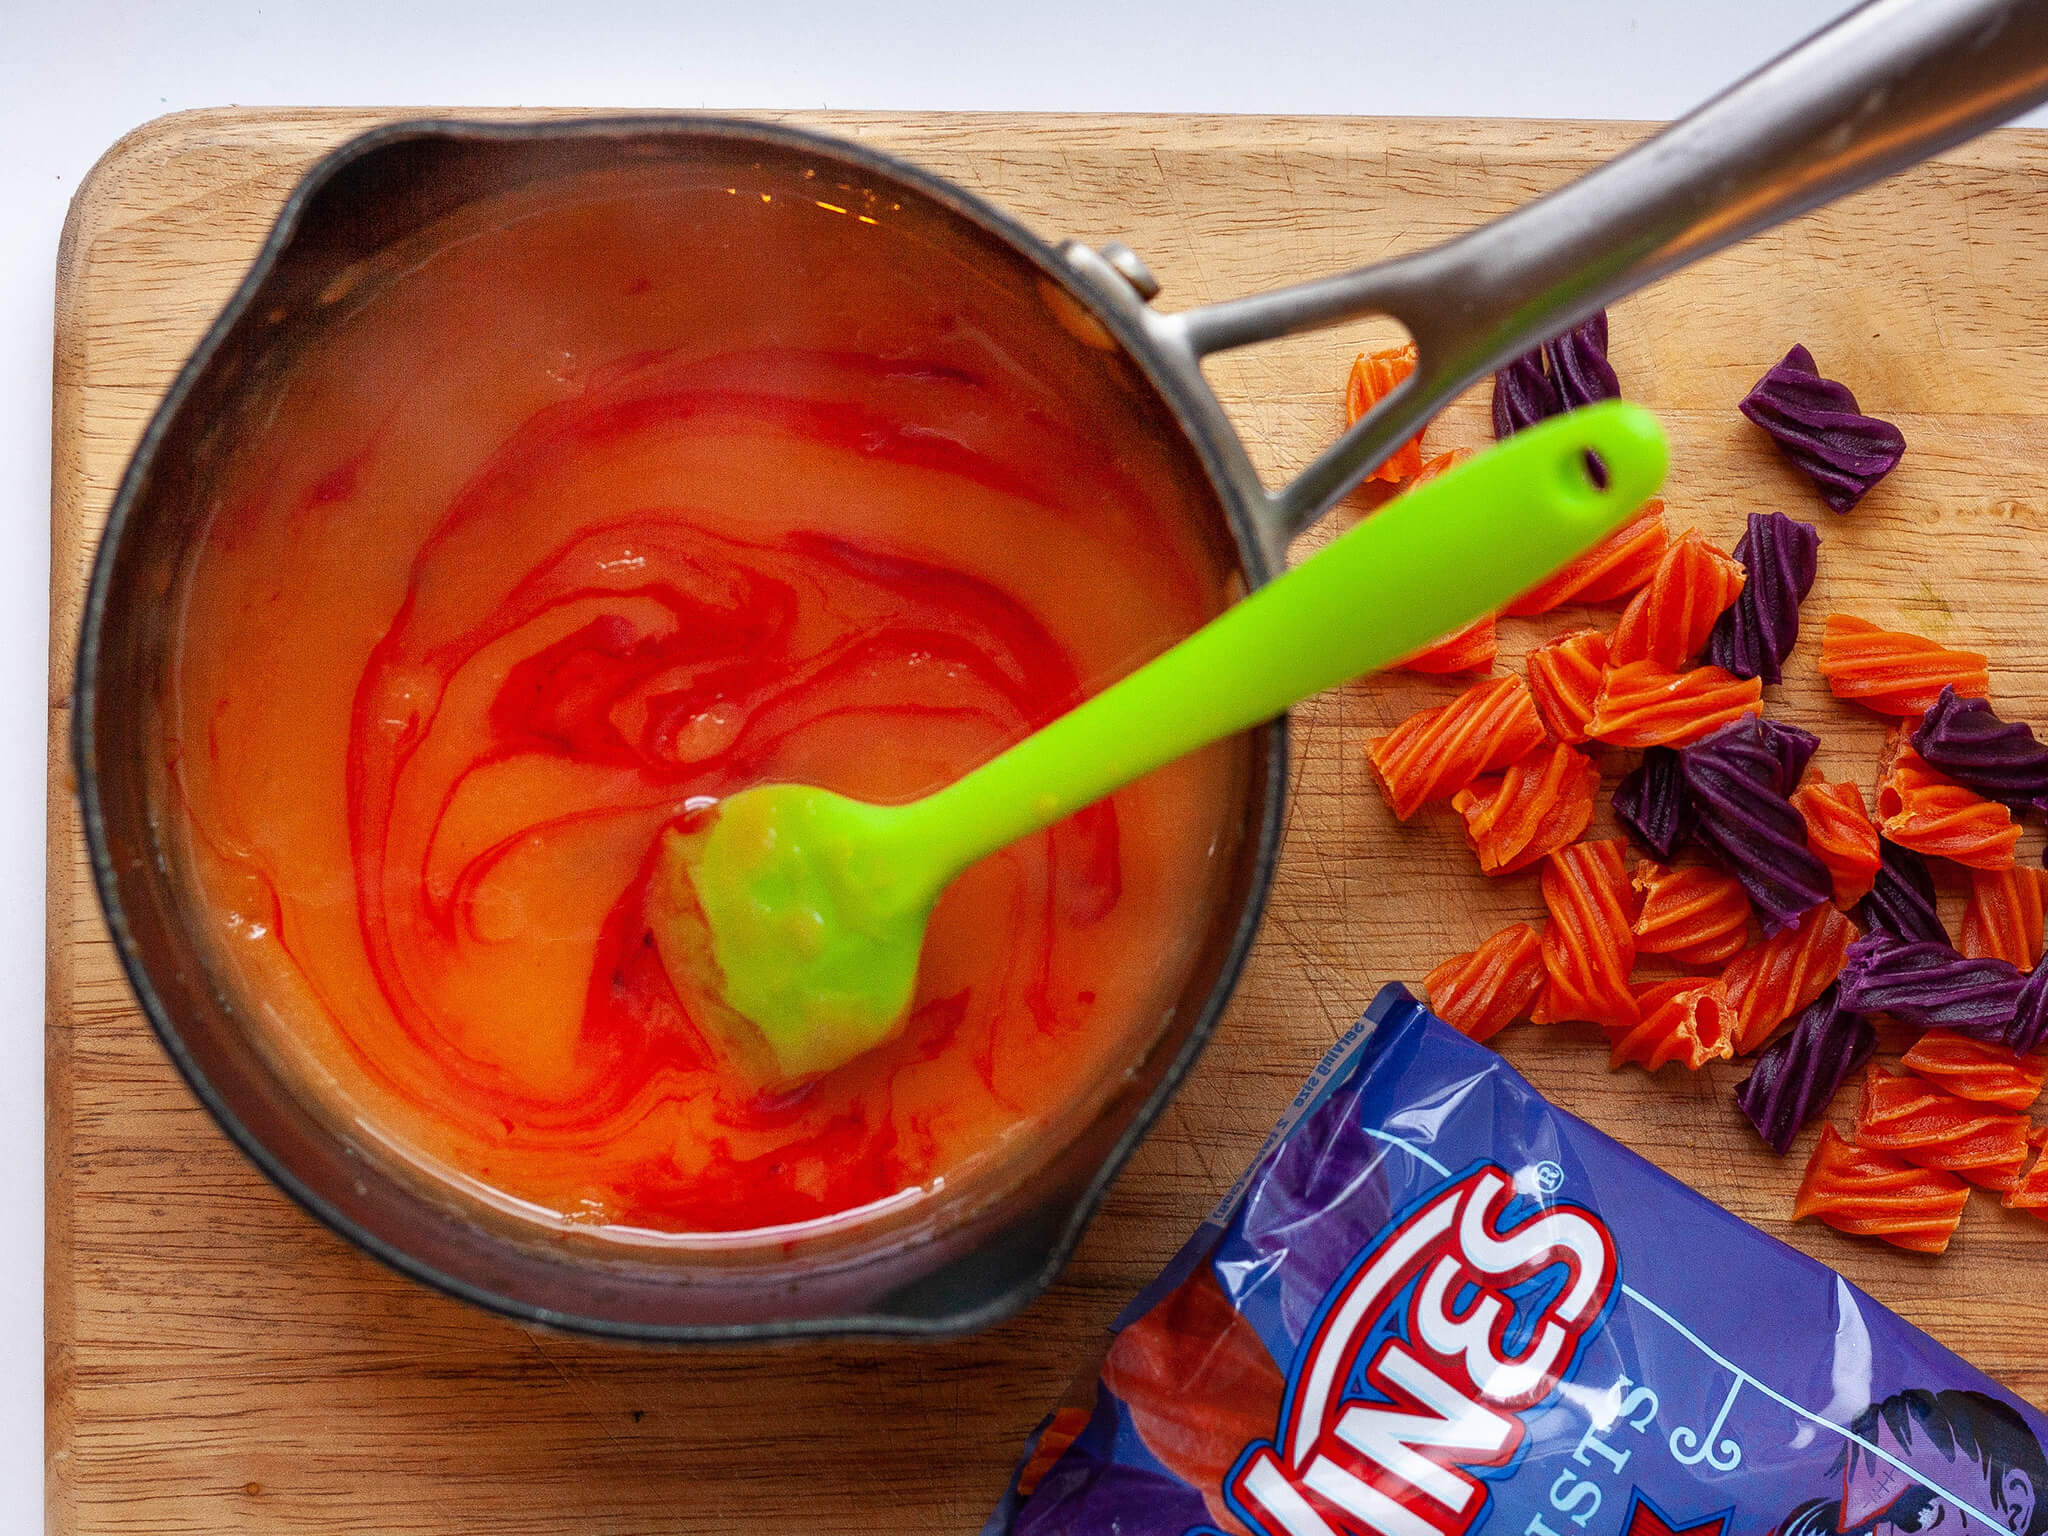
xmin=1228 ymin=1166 xmax=1618 ymax=1536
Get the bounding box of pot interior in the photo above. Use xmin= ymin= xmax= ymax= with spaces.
xmin=80 ymin=120 xmax=1281 ymax=1336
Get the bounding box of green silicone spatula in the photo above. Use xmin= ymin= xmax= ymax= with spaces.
xmin=649 ymin=401 xmax=1667 ymax=1085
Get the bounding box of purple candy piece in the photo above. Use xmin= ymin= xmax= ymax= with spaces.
xmin=1613 ymin=746 xmax=1695 ymax=862
xmin=1547 ymin=316 xmax=1620 ymax=410
xmin=1680 ymin=717 xmax=1833 ymax=934
xmin=1491 ymin=310 xmax=1612 ymax=439
xmin=1734 ymin=985 xmax=1876 ymax=1156
xmin=1739 ymin=344 xmax=1905 ymax=513
xmin=1856 ymin=837 xmax=1948 ymax=945
xmin=1754 ymin=717 xmax=1820 ymax=794
xmin=1911 ymin=685 xmax=2048 ymax=813
xmin=1836 ymin=931 xmax=2025 ymax=1038
xmin=1492 ymin=351 xmax=1564 ymax=439
xmin=1705 ymin=512 xmax=1821 ymax=685
xmin=2010 ymin=966 xmax=2048 ymax=1055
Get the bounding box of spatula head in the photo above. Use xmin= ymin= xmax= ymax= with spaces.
xmin=648 ymin=784 xmax=936 ymax=1086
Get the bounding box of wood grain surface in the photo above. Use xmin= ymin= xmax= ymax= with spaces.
xmin=49 ymin=108 xmax=2048 ymax=1535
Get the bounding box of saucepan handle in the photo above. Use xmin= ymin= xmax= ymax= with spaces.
xmin=1082 ymin=0 xmax=2048 ymax=565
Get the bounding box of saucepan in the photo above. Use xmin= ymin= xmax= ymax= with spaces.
xmin=76 ymin=0 xmax=2048 ymax=1339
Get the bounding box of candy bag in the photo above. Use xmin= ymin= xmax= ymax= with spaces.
xmin=985 ymin=984 xmax=2048 ymax=1536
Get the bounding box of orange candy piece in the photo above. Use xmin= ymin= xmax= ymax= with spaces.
xmin=1958 ymin=865 xmax=2048 ymax=971
xmin=2004 ymin=1137 xmax=2048 ymax=1216
xmin=1408 ymin=447 xmax=1467 ymax=487
xmin=1789 ymin=779 xmax=1881 ymax=909
xmin=1584 ymin=660 xmax=1764 ymax=748
xmin=1367 ymin=675 xmax=1549 ymax=821
xmin=1531 ymin=839 xmax=1639 ymax=1031
xmin=1899 ymin=1030 xmax=2048 ymax=1113
xmin=1422 ymin=922 xmax=1546 ymax=1044
xmin=1630 ymin=861 xmax=1751 ymax=966
xmin=1452 ymin=743 xmax=1600 ymax=876
xmin=1793 ymin=1124 xmax=1969 ymax=1254
xmin=1720 ymin=903 xmax=1860 ymax=1055
xmin=1876 ymin=730 xmax=2018 ymax=871
xmin=1396 ymin=614 xmax=1498 ymax=675
xmin=1606 ymin=530 xmax=1747 ymax=670
xmin=1523 ymin=629 xmax=1610 ymax=745
xmin=1343 ymin=343 xmax=1425 ymax=485
xmin=1503 ymin=505 xmax=1669 ymax=618
xmin=1852 ymin=1067 xmax=2032 ymax=1192
xmin=1607 ymin=977 xmax=1735 ymax=1072
xmin=1818 ymin=614 xmax=1990 ymax=717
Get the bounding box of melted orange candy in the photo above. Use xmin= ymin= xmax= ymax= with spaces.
xmin=168 ymin=168 xmax=1245 ymax=1241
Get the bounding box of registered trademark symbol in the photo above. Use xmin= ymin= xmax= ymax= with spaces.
xmin=1533 ymin=1161 xmax=1566 ymax=1195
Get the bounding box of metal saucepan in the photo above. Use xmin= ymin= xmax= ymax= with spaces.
xmin=76 ymin=0 xmax=2048 ymax=1339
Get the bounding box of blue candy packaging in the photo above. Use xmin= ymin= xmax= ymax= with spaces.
xmin=986 ymin=985 xmax=2048 ymax=1536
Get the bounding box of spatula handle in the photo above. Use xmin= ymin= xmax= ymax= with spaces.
xmin=898 ymin=403 xmax=1665 ymax=878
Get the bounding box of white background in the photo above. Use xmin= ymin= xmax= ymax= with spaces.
xmin=7 ymin=2 xmax=2045 ymax=1528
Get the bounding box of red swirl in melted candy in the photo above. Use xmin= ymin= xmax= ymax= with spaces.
xmin=177 ymin=334 xmax=1235 ymax=1238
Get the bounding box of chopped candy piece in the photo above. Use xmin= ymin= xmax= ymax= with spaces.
xmin=1343 ymin=342 xmax=1424 ymax=484
xmin=1491 ymin=310 xmax=1614 ymax=438
xmin=1734 ymin=986 xmax=1875 ymax=1154
xmin=1606 ymin=529 xmax=1746 ymax=670
xmin=1856 ymin=836 xmax=1948 ymax=945
xmin=1235 ymin=1073 xmax=1399 ymax=1338
xmin=1820 ymin=614 xmax=1990 ymax=718
xmin=1739 ymin=344 xmax=1905 ymax=512
xmin=2004 ymin=1139 xmax=2048 ymax=1215
xmin=1632 ymin=861 xmax=1751 ymax=966
xmin=1099 ymin=1260 xmax=1286 ymax=1517
xmin=1958 ymin=865 xmax=2048 ymax=972
xmin=1722 ymin=903 xmax=1860 ymax=1054
xmin=1791 ymin=780 xmax=1881 ymax=908
xmin=1899 ymin=1030 xmax=2047 ymax=1112
xmin=1547 ymin=311 xmax=1620 ymax=410
xmin=1837 ymin=931 xmax=2024 ymax=1039
xmin=1395 ymin=613 xmax=1497 ymax=675
xmin=1490 ymin=349 xmax=1562 ymax=439
xmin=1421 ymin=923 xmax=1546 ymax=1043
xmin=1614 ymin=746 xmax=1694 ymax=862
xmin=2009 ymin=964 xmax=2048 ymax=1055
xmin=1681 ymin=717 xmax=1834 ymax=935
xmin=1705 ymin=512 xmax=1820 ymax=685
xmin=1910 ymin=684 xmax=2048 ymax=811
xmin=1792 ymin=1124 xmax=1967 ymax=1254
xmin=1876 ymin=729 xmax=2018 ymax=871
xmin=1524 ymin=628 xmax=1609 ymax=744
xmin=1367 ymin=675 xmax=1548 ymax=820
xmin=1851 ymin=1067 xmax=2031 ymax=1191
xmin=1014 ymin=1404 xmax=1093 ymax=1501
xmin=1531 ymin=840 xmax=1639 ymax=1031
xmin=1609 ymin=977 xmax=1734 ymax=1072
xmin=1752 ymin=717 xmax=1821 ymax=793
xmin=1585 ymin=660 xmax=1763 ymax=748
xmin=1452 ymin=742 xmax=1600 ymax=876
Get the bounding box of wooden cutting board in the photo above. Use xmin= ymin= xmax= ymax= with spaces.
xmin=49 ymin=108 xmax=2048 ymax=1535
